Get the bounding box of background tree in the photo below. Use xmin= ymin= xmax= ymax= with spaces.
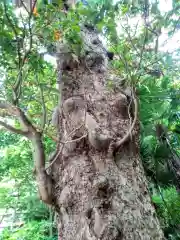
xmin=0 ymin=0 xmax=179 ymax=239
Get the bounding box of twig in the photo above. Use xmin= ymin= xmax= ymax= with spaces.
xmin=110 ymin=45 xmax=132 ymax=80
xmin=46 ymin=144 xmax=64 ymax=171
xmin=2 ymin=1 xmax=27 ymax=105
xmin=0 ymin=101 xmax=36 ymax=133
xmin=46 ymin=133 xmax=87 ymax=170
xmin=46 ymin=118 xmax=87 ymax=171
xmin=0 ymin=209 xmax=8 ymax=224
xmin=62 ymin=133 xmax=87 ymax=144
xmin=127 ymin=91 xmax=133 ymax=139
xmin=20 ymin=0 xmax=30 ymax=14
xmin=136 ymin=28 xmax=148 ymax=77
xmin=123 ymin=15 xmax=141 ymax=57
xmin=32 ymin=123 xmax=58 ymax=142
xmin=115 ymin=90 xmax=138 ymax=149
xmin=13 ymin=0 xmax=36 ymax=104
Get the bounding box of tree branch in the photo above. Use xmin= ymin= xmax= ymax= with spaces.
xmin=0 ymin=102 xmax=53 ymax=205
xmin=31 ymin=132 xmax=53 ymax=204
xmin=0 ymin=120 xmax=28 ymax=136
xmin=3 ymin=1 xmax=18 ymax=36
xmin=3 ymin=0 xmax=23 ymax=103
xmin=20 ymin=0 xmax=30 ymax=14
xmin=115 ymin=90 xmax=138 ymax=149
xmin=12 ymin=0 xmax=36 ymax=105
xmin=0 ymin=101 xmax=36 ymax=133
xmin=37 ymin=75 xmax=47 ymax=131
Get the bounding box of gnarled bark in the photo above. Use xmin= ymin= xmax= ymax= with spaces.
xmin=47 ymin=25 xmax=164 ymax=239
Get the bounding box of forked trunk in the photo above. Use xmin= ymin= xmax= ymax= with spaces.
xmin=48 ymin=26 xmax=164 ymax=239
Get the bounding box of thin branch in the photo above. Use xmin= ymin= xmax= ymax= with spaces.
xmin=0 ymin=110 xmax=12 ymax=118
xmin=123 ymin=15 xmax=141 ymax=58
xmin=0 ymin=120 xmax=28 ymax=136
xmin=46 ymin=118 xmax=87 ymax=170
xmin=0 ymin=101 xmax=36 ymax=133
xmin=1 ymin=99 xmax=57 ymax=142
xmin=13 ymin=49 xmax=30 ymax=105
xmin=111 ymin=44 xmax=132 ymax=80
xmin=136 ymin=28 xmax=148 ymax=77
xmin=37 ymin=77 xmax=47 ymax=131
xmin=30 ymin=0 xmax=37 ymax=17
xmin=62 ymin=133 xmax=87 ymax=144
xmin=33 ymin=123 xmax=58 ymax=142
xmin=20 ymin=0 xmax=30 ymax=14
xmin=15 ymin=12 xmax=30 ymax=101
xmin=115 ymin=90 xmax=138 ymax=149
xmin=46 ymin=133 xmax=87 ymax=171
xmin=0 ymin=209 xmax=8 ymax=224
xmin=43 ymin=131 xmax=58 ymax=142
xmin=0 ymin=102 xmax=17 ymax=115
xmin=3 ymin=1 xmax=22 ymax=87
xmin=3 ymin=1 xmax=18 ymax=36
xmin=13 ymin=0 xmax=37 ymax=104
xmin=127 ymin=94 xmax=133 ymax=138
xmin=17 ymin=108 xmax=37 ymax=132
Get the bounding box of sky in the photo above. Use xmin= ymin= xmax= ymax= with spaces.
xmin=114 ymin=0 xmax=179 ymax=52
xmin=157 ymin=0 xmax=180 ymax=52
xmin=113 ymin=0 xmax=172 ymax=11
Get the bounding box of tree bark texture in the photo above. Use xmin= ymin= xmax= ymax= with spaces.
xmin=49 ymin=26 xmax=164 ymax=240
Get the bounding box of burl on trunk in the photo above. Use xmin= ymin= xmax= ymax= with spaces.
xmin=47 ymin=25 xmax=164 ymax=240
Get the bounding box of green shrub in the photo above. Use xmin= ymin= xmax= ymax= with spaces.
xmin=0 ymin=220 xmax=57 ymax=240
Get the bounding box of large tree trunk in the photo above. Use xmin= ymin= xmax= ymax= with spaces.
xmin=5 ymin=1 xmax=163 ymax=239
xmin=48 ymin=25 xmax=164 ymax=239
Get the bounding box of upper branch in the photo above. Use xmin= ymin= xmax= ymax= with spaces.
xmin=11 ymin=0 xmax=37 ymax=105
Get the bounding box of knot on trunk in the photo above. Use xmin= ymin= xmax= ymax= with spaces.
xmin=88 ymin=127 xmax=112 ymax=150
xmin=59 ymin=185 xmax=73 ymax=208
xmin=93 ymin=175 xmax=113 ymax=198
xmin=63 ymin=96 xmax=85 ymax=114
xmin=112 ymin=94 xmax=128 ymax=118
xmin=85 ymin=52 xmax=107 ymax=73
xmin=51 ymin=106 xmax=61 ymax=127
xmin=56 ymin=43 xmax=79 ymax=71
xmin=99 ymin=224 xmax=123 ymax=240
xmin=81 ymin=25 xmax=108 ymax=73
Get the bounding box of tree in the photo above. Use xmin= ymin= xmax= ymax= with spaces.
xmin=0 ymin=131 xmax=57 ymax=239
xmin=0 ymin=0 xmax=179 ymax=239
